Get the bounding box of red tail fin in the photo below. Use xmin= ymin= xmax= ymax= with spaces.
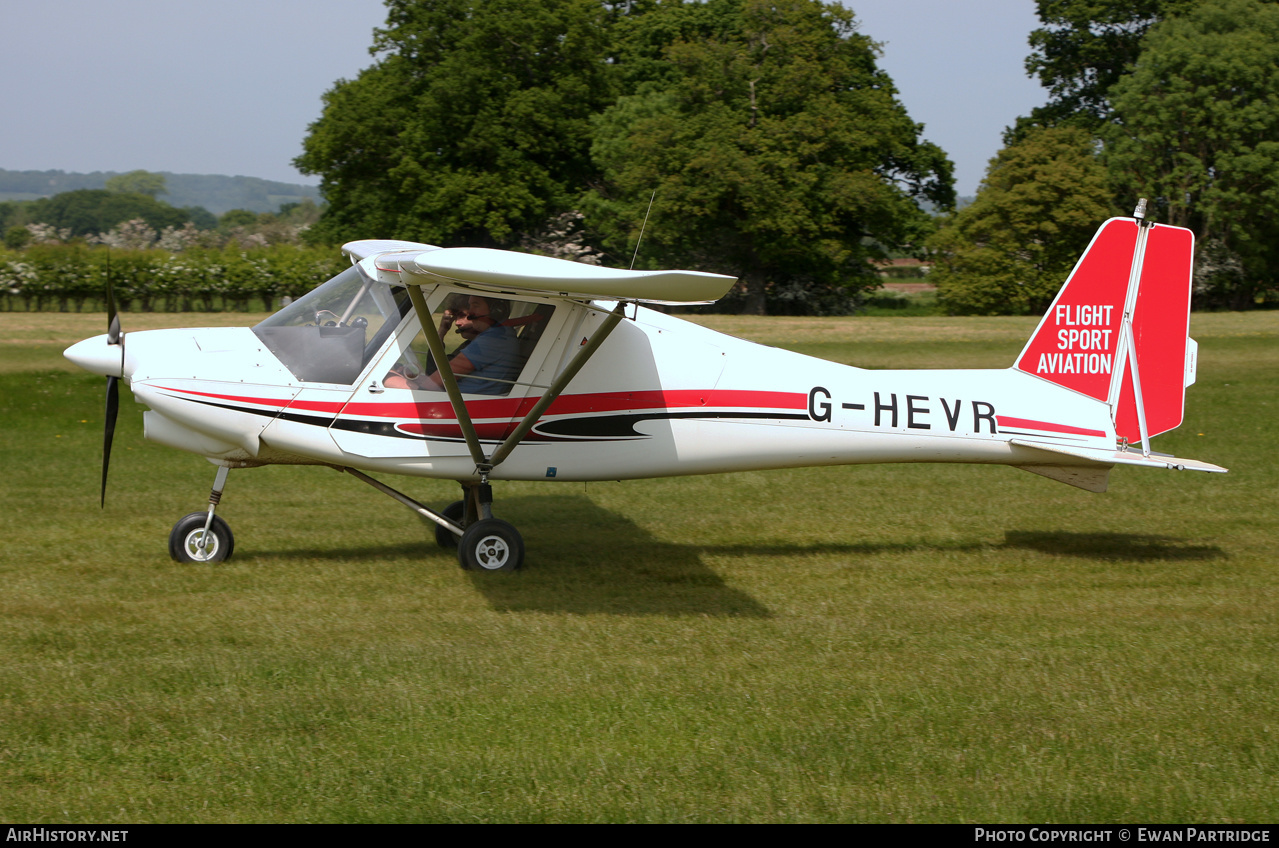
xmin=1014 ymin=216 xmax=1196 ymax=445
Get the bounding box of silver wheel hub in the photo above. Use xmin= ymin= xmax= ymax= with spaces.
xmin=473 ymin=534 xmax=510 ymax=569
xmin=183 ymin=528 xmax=219 ymax=562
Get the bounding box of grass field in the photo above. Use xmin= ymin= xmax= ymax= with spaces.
xmin=2 ymin=310 xmax=1276 ymax=823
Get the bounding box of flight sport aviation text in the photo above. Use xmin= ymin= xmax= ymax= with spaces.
xmin=1034 ymin=303 xmax=1118 ymax=376
xmin=974 ymin=829 xmax=1270 ymax=843
xmin=7 ymin=831 xmax=128 ymax=842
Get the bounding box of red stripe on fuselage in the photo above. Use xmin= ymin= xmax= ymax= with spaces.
xmin=997 ymin=416 xmax=1107 ymax=438
xmin=156 ymin=386 xmax=293 ymax=410
xmin=343 ymin=389 xmax=807 ymax=420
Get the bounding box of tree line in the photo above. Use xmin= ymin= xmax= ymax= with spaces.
xmin=0 ymin=244 xmax=345 ymax=313
xmin=0 ymin=171 xmax=335 ymax=312
xmin=297 ymin=0 xmax=1279 ymax=314
xmin=1 ymin=171 xmax=323 ymax=249
xmin=0 ymin=168 xmax=321 ymax=216
xmin=929 ymin=0 xmax=1279 ymax=313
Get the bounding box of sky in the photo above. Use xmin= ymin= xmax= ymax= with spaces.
xmin=0 ymin=0 xmax=1048 ymax=198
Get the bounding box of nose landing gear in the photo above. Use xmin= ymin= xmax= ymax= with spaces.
xmin=170 ymin=465 xmax=234 ymax=563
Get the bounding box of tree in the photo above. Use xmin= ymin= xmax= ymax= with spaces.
xmin=927 ymin=126 xmax=1118 ymax=315
xmin=1018 ymin=0 xmax=1197 ymax=134
xmin=1104 ymin=0 xmax=1279 ymax=308
xmin=105 ymin=169 xmax=168 ymax=199
xmin=26 ymin=189 xmax=191 ymax=238
xmin=586 ymin=0 xmax=953 ymax=314
xmin=219 ymin=209 xmax=260 ymax=229
xmin=4 ymin=225 xmax=31 ymax=249
xmin=296 ymin=0 xmax=616 ymax=247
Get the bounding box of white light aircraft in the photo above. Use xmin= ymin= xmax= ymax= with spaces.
xmin=65 ymin=202 xmax=1225 ymax=571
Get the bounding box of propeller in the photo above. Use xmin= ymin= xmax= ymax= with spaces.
xmin=101 ymin=268 xmax=123 ymax=508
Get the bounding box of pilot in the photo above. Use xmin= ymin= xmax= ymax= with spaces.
xmin=385 ymin=294 xmax=523 ymax=395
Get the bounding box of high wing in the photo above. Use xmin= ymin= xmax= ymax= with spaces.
xmin=342 ymin=240 xmax=737 ymax=304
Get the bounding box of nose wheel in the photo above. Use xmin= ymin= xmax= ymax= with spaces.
xmin=170 ymin=465 xmax=234 ymax=563
xmin=170 ymin=512 xmax=234 ymax=563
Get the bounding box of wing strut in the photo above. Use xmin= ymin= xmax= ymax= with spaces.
xmin=407 ymin=284 xmax=626 ymax=474
xmin=406 ymin=284 xmax=488 ymax=469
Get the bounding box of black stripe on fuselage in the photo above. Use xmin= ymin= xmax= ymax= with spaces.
xmin=534 ymin=410 xmax=811 ymax=438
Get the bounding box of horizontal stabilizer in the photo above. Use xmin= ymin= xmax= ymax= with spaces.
xmin=1010 ymin=438 xmax=1227 ymax=474
xmin=354 ymin=245 xmax=737 ymax=304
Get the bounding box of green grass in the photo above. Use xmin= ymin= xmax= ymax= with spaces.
xmin=2 ymin=311 xmax=1277 ymax=822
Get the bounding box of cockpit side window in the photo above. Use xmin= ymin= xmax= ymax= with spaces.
xmin=384 ymin=292 xmax=555 ymax=396
xmin=253 ymin=265 xmax=410 ymax=384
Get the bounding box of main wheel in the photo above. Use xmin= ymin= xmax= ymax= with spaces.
xmin=458 ymin=518 xmax=524 ymax=572
xmin=435 ymin=500 xmax=466 ymax=549
xmin=169 ymin=512 xmax=235 ymax=563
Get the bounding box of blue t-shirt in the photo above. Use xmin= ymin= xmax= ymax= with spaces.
xmin=456 ymin=325 xmax=523 ymax=395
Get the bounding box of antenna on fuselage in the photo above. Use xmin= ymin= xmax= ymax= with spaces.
xmin=629 ymin=190 xmax=656 ymax=270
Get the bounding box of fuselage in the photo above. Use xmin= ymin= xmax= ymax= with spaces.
xmin=70 ymin=295 xmax=1116 ymax=483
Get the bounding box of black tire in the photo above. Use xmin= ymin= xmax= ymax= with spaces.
xmin=457 ymin=518 xmax=524 ymax=572
xmin=169 ymin=512 xmax=235 ymax=563
xmin=435 ymin=500 xmax=466 ymax=549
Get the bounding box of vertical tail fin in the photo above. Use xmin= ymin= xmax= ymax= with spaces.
xmin=1014 ymin=212 xmax=1196 ymax=451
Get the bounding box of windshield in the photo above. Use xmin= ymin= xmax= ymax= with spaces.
xmin=254 ymin=264 xmax=410 ymax=384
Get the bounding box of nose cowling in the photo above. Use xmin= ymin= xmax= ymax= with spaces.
xmin=65 ymin=334 xmax=125 ymax=378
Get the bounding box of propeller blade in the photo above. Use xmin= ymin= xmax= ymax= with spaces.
xmin=101 ymin=253 xmax=123 ymax=507
xmin=106 ymin=269 xmax=121 ymax=345
xmin=102 ymin=375 xmax=118 ymax=508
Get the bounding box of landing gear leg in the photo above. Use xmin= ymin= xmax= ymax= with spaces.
xmin=170 ymin=465 xmax=235 ymax=563
xmin=436 ymin=483 xmax=482 ymax=549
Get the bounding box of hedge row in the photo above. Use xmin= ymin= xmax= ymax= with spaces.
xmin=0 ymin=244 xmax=349 ymax=312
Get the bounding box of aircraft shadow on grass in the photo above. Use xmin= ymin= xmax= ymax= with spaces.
xmin=247 ymin=496 xmax=1226 ymax=616
xmin=1001 ymin=530 xmax=1227 ymax=562
xmin=252 ymin=494 xmax=775 ymax=618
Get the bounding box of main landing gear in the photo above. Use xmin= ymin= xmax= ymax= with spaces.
xmin=344 ymin=468 xmax=526 ymax=572
xmin=431 ymin=484 xmax=525 ymax=571
xmin=437 ymin=487 xmax=525 ymax=572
